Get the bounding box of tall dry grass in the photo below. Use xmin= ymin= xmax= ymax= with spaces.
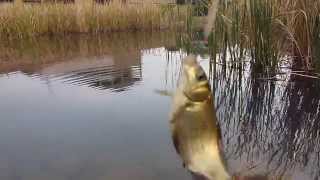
xmin=204 ymin=0 xmax=320 ymax=71
xmin=0 ymin=1 xmax=189 ymax=38
xmin=278 ymin=0 xmax=320 ymax=69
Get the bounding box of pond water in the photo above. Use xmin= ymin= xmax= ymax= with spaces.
xmin=0 ymin=32 xmax=320 ymax=180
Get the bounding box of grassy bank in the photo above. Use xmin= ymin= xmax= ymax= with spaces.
xmin=203 ymin=0 xmax=320 ymax=72
xmin=0 ymin=1 xmax=190 ymax=38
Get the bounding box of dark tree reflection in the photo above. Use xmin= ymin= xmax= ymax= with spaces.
xmin=211 ymin=60 xmax=320 ymax=179
xmin=164 ymin=37 xmax=320 ymax=178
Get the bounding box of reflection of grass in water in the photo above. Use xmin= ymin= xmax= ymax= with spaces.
xmin=163 ymin=0 xmax=320 ymax=177
xmin=0 ymin=1 xmax=189 ymax=38
xmin=163 ymin=49 xmax=320 ymax=178
xmin=211 ymin=62 xmax=320 ymax=178
xmin=0 ymin=32 xmax=178 ymax=73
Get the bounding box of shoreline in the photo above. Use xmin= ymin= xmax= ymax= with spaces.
xmin=0 ymin=2 xmax=190 ymax=38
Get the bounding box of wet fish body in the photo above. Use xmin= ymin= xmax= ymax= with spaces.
xmin=169 ymin=55 xmax=229 ymax=180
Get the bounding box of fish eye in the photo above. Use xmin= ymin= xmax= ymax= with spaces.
xmin=196 ymin=71 xmax=207 ymax=81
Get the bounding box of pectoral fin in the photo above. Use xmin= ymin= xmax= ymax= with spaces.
xmin=154 ymin=89 xmax=173 ymax=97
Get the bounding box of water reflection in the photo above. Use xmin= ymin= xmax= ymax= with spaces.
xmin=0 ymin=32 xmax=176 ymax=91
xmin=165 ymin=53 xmax=320 ymax=179
xmin=1 ymin=32 xmax=320 ymax=180
xmin=39 ymin=57 xmax=142 ymax=92
xmin=0 ymin=33 xmax=192 ymax=180
xmin=212 ymin=60 xmax=320 ymax=179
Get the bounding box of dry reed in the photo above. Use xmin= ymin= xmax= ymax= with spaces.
xmin=0 ymin=1 xmax=189 ymax=38
xmin=205 ymin=0 xmax=320 ymax=71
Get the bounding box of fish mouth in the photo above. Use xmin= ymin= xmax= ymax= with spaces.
xmin=195 ymin=81 xmax=210 ymax=91
xmin=193 ymin=87 xmax=210 ymax=96
xmin=187 ymin=81 xmax=210 ymax=101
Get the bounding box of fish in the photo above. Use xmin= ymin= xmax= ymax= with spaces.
xmin=169 ymin=55 xmax=230 ymax=180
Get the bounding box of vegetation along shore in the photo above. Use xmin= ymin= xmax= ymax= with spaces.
xmin=0 ymin=0 xmax=190 ymax=38
xmin=204 ymin=0 xmax=320 ymax=72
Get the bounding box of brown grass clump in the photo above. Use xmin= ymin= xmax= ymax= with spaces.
xmin=278 ymin=0 xmax=320 ymax=69
xmin=206 ymin=0 xmax=320 ymax=71
xmin=0 ymin=1 xmax=189 ymax=38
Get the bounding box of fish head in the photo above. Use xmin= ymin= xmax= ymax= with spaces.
xmin=180 ymin=55 xmax=211 ymax=102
